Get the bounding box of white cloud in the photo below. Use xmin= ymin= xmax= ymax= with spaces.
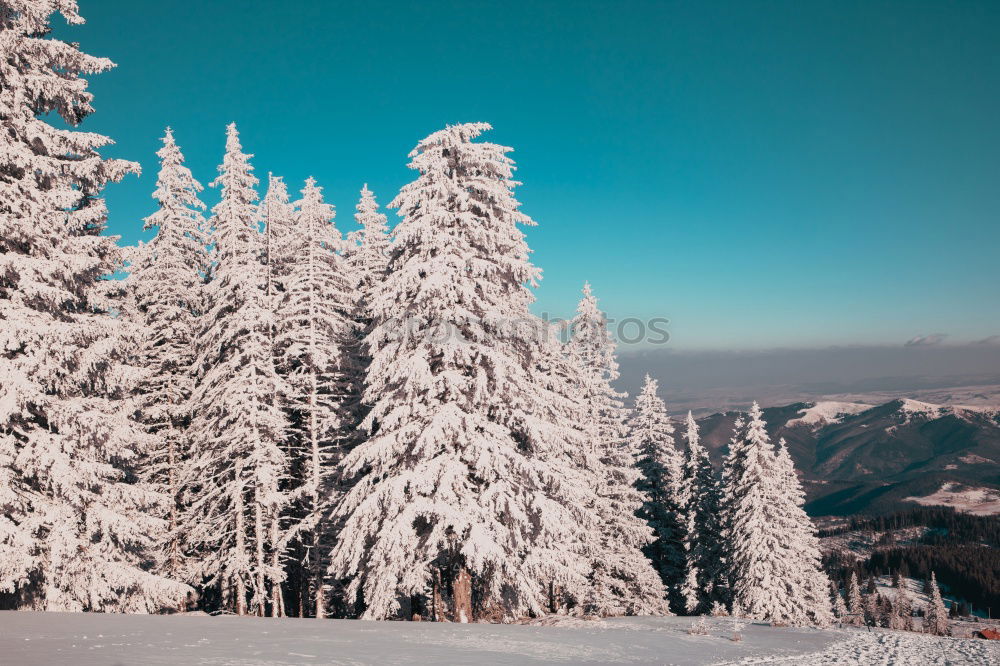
xmin=905 ymin=333 xmax=948 ymax=347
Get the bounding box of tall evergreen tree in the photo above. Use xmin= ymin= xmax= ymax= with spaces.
xmin=127 ymin=128 xmax=207 ymax=597
xmin=627 ymin=374 xmax=686 ymax=610
xmin=0 ymin=0 xmax=188 ymax=611
xmin=567 ymin=288 xmax=666 ymax=616
xmin=924 ymin=571 xmax=949 ymax=635
xmin=831 ymin=583 xmax=848 ymax=620
xmin=772 ymin=437 xmax=833 ymax=626
xmin=256 ymin=173 xmax=295 ymax=616
xmin=184 ymin=124 xmax=290 ymax=616
xmin=259 ymin=174 xmax=296 ymax=299
xmin=722 ymin=403 xmax=831 ymax=626
xmin=346 ymin=183 xmax=391 ymax=320
xmin=891 ymin=575 xmax=914 ymax=631
xmin=846 ymin=571 xmax=864 ymax=625
xmin=327 ymin=123 xmax=593 ymax=621
xmin=679 ymin=411 xmax=723 ymax=614
xmin=275 ymin=178 xmax=356 ymax=618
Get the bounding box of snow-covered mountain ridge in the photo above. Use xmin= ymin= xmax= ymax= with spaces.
xmin=695 ymin=398 xmax=1000 ymax=516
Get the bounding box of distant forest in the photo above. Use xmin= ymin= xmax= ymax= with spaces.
xmin=822 ymin=508 xmax=1000 ymax=616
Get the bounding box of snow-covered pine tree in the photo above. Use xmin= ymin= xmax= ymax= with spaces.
xmin=256 ymin=173 xmax=296 ymax=616
xmin=259 ymin=174 xmax=296 ymax=299
xmin=625 ymin=374 xmax=685 ymax=612
xmin=891 ymin=575 xmax=913 ymax=631
xmin=723 ymin=404 xmax=787 ymax=623
xmin=327 ymin=123 xmax=593 ymax=621
xmin=832 ymin=583 xmax=848 ymax=620
xmin=862 ymin=588 xmax=878 ymax=626
xmin=0 ymin=1 xmax=189 ymax=612
xmin=341 ymin=184 xmax=391 ymax=485
xmin=846 ymin=571 xmax=864 ymax=625
xmin=567 ymin=287 xmax=667 ymax=616
xmin=717 ymin=414 xmax=745 ymax=609
xmin=346 ymin=184 xmax=391 ymax=321
xmin=275 ymin=178 xmax=356 ymax=618
xmin=679 ymin=410 xmax=724 ymax=614
xmin=723 ymin=403 xmax=830 ymax=626
xmin=184 ymin=124 xmax=290 ymax=616
xmin=127 ymin=128 xmax=208 ymax=599
xmin=924 ymin=571 xmax=949 ymax=636
xmin=772 ymin=437 xmax=833 ymax=626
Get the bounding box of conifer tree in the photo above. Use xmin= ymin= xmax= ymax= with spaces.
xmin=723 ymin=403 xmax=831 ymax=626
xmin=862 ymin=588 xmax=878 ymax=626
xmin=184 ymin=124 xmax=290 ymax=616
xmin=259 ymin=174 xmax=296 ymax=299
xmin=275 ymin=178 xmax=356 ymax=618
xmin=846 ymin=571 xmax=865 ymax=625
xmin=924 ymin=571 xmax=949 ymax=636
xmin=256 ymin=173 xmax=295 ymax=615
xmin=892 ymin=575 xmax=914 ymax=631
xmin=679 ymin=410 xmax=723 ymax=614
xmin=628 ymin=374 xmax=686 ymax=611
xmin=346 ymin=184 xmax=391 ymax=320
xmin=0 ymin=0 xmax=189 ymax=611
xmin=832 ymin=584 xmax=848 ymax=620
xmin=772 ymin=437 xmax=833 ymax=626
xmin=127 ymin=128 xmax=207 ymax=595
xmin=327 ymin=123 xmax=593 ymax=621
xmin=568 ymin=288 xmax=667 ymax=616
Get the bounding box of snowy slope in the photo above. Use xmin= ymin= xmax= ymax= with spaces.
xmin=786 ymin=402 xmax=873 ymax=428
xmin=1 ymin=612 xmax=995 ymax=665
xmin=904 ymin=482 xmax=1000 ymax=515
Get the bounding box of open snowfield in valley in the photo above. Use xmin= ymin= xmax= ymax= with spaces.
xmin=0 ymin=612 xmax=996 ymax=666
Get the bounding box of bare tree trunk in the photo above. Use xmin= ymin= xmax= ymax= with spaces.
xmin=548 ymin=580 xmax=558 ymax=614
xmin=166 ymin=430 xmax=184 ymax=612
xmin=254 ymin=501 xmax=266 ymax=616
xmin=314 ymin=570 xmax=324 ymax=619
xmin=453 ymin=567 xmax=472 ymax=623
xmin=432 ymin=569 xmax=443 ymax=622
xmin=234 ymin=464 xmax=247 ymax=616
xmin=270 ymin=514 xmax=283 ymax=617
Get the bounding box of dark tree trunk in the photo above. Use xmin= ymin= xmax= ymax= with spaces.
xmin=453 ymin=567 xmax=472 ymax=623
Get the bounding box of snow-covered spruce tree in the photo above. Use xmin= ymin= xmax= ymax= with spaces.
xmin=126 ymin=128 xmax=208 ymax=598
xmin=722 ymin=403 xmax=830 ymax=626
xmin=891 ymin=575 xmax=913 ymax=631
xmin=274 ymin=178 xmax=356 ymax=618
xmin=346 ymin=184 xmax=391 ymax=321
xmin=184 ymin=124 xmax=290 ymax=616
xmin=846 ymin=571 xmax=864 ymax=625
xmin=0 ymin=1 xmax=189 ymax=612
xmin=627 ymin=374 xmax=685 ymax=611
xmin=772 ymin=437 xmax=833 ymax=626
xmin=567 ymin=288 xmax=667 ymax=616
xmin=679 ymin=411 xmax=724 ymax=614
xmin=832 ymin=583 xmax=848 ymax=620
xmin=924 ymin=571 xmax=949 ymax=636
xmin=862 ymin=587 xmax=878 ymax=626
xmin=256 ymin=173 xmax=296 ymax=616
xmin=328 ymin=123 xmax=593 ymax=621
xmin=260 ymin=174 xmax=296 ymax=299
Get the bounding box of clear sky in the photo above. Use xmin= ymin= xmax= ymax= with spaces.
xmin=58 ymin=0 xmax=1000 ymax=350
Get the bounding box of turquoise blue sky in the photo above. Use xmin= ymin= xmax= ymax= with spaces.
xmin=60 ymin=0 xmax=1000 ymax=350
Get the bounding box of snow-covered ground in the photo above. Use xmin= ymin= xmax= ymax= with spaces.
xmin=786 ymin=402 xmax=873 ymax=428
xmin=904 ymin=482 xmax=1000 ymax=515
xmin=1 ymin=611 xmax=996 ymax=665
xmin=735 ymin=628 xmax=996 ymax=664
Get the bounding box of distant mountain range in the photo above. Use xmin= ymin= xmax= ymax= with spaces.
xmin=695 ymin=399 xmax=1000 ymax=517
